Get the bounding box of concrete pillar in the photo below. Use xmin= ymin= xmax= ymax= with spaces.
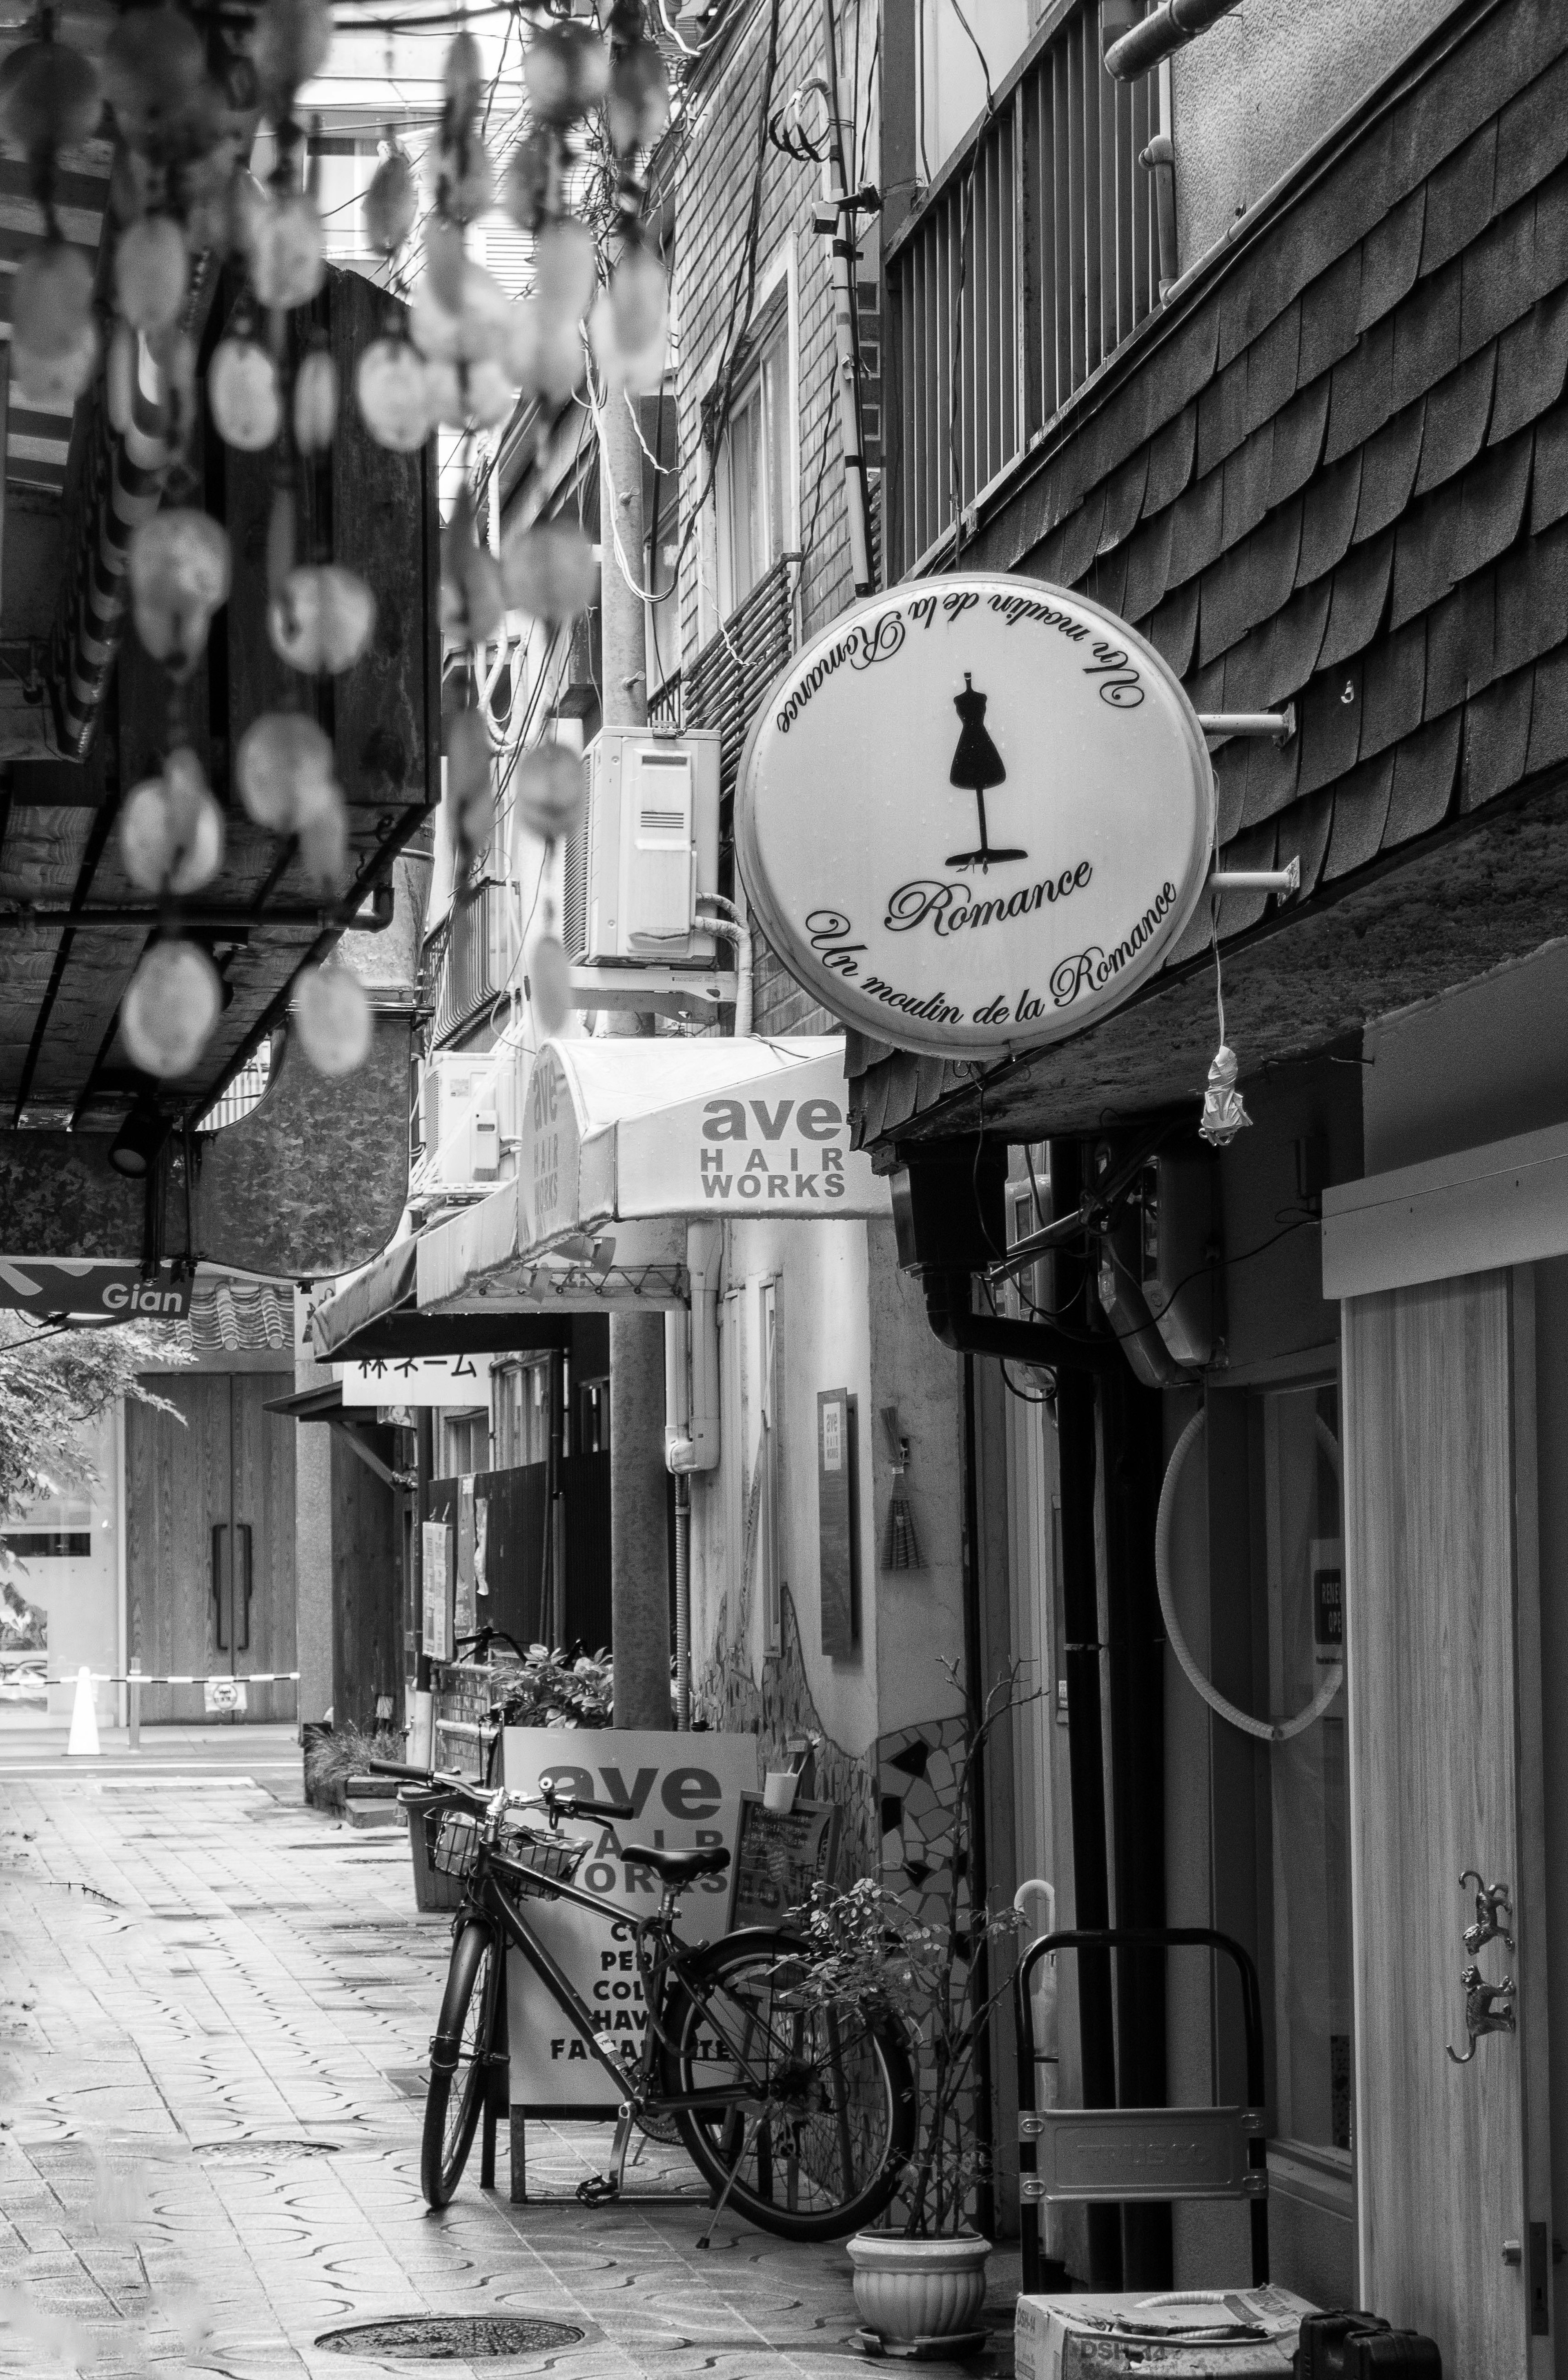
xmin=600 ymin=371 xmax=669 ymax=1727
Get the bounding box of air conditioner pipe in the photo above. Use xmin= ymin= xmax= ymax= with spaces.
xmin=673 ymin=1471 xmax=691 ymax=1730
xmin=921 ymin=1266 xmax=1122 ymax=1376
xmin=1106 ymin=0 xmax=1240 ymax=80
xmin=665 ymin=1221 xmax=722 ymax=1476
xmin=696 ymin=894 xmax=753 ymax=1036
xmin=1138 ymin=133 xmax=1178 ymax=295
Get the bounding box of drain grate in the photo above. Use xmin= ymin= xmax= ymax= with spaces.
xmin=200 ymin=2138 xmax=341 ymax=2161
xmin=316 ymin=2315 xmax=587 ymax=2360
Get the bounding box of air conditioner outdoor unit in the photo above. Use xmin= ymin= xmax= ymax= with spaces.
xmin=418 ymin=1051 xmax=517 ymax=1185
xmin=564 ymin=727 xmax=721 ymax=966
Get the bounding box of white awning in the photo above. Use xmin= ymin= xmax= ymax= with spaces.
xmin=414 ymin=1036 xmax=886 ymax=1315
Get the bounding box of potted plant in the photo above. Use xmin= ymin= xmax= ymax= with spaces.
xmin=789 ymin=1673 xmax=1028 ymax=2352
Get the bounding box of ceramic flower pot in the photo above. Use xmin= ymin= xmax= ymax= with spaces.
xmin=845 ymin=2232 xmax=992 ymax=2346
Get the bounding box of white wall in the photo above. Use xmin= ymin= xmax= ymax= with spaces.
xmin=1363 ymin=937 xmax=1568 ymax=1176
xmin=1 ymin=1410 xmax=119 ymax=1725
xmin=1172 ymin=0 xmax=1463 ymax=267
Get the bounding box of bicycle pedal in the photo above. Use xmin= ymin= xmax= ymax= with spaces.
xmin=574 ymin=2172 xmax=621 ymax=2207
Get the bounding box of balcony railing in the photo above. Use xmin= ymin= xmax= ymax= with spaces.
xmin=886 ymin=0 xmax=1161 ymax=576
xmin=649 ymin=552 xmax=799 ymax=821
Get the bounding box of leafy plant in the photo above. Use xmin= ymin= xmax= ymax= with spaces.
xmin=303 ymin=1721 xmax=407 ymax=1795
xmin=788 ymin=1669 xmax=1032 ymax=2236
xmin=0 ymin=1312 xmax=191 ymax=1560
xmin=487 ymin=1643 xmax=614 ymax=1730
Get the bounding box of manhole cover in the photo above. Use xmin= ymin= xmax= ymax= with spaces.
xmin=200 ymin=2138 xmax=340 ymax=2161
xmin=316 ymin=2315 xmax=587 ymax=2360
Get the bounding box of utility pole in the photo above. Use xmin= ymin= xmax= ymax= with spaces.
xmin=600 ymin=381 xmax=672 ymax=1729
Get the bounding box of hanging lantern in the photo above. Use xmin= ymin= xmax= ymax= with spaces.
xmin=208 ymin=335 xmax=281 ymax=450
xmin=363 ymin=143 xmax=416 ymax=257
xmin=128 ymin=509 xmax=232 ymax=670
xmin=249 ymin=189 xmax=325 ymax=309
xmin=0 ymin=38 xmax=102 ymax=161
xmin=236 ymin=711 xmax=337 ymax=832
xmin=514 ymin=745 xmax=584 ymax=844
xmin=1198 ymin=1044 xmax=1252 ymax=1148
xmin=252 ymin=0 xmax=333 ymax=122
xmin=528 ymin=932 xmax=572 ymax=1037
xmin=355 ymin=335 xmax=430 ymax=452
xmin=293 ymin=348 xmax=337 ymax=453
xmin=120 ymin=940 xmax=223 ymax=1080
xmin=500 ymin=520 xmax=597 ymax=627
xmin=115 ymin=216 xmax=188 ymax=334
xmin=268 ymin=564 xmax=376 ymax=674
xmin=119 ymin=749 xmax=225 ymax=894
xmin=293 ymin=965 xmax=372 ymax=1076
xmin=523 ymin=21 xmax=609 ymax=125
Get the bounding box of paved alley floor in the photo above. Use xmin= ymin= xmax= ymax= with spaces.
xmin=0 ymin=1727 xmax=1018 ymax=2380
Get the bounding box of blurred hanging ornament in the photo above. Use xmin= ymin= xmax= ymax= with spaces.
xmin=106 ymin=321 xmax=138 ymax=434
xmin=297 ymin=794 xmax=349 ymax=890
xmin=429 ymin=354 xmax=513 ymax=431
xmin=207 ymin=334 xmax=280 ymax=449
xmin=0 ymin=36 xmax=102 ymax=161
xmin=523 ymin=20 xmax=609 ymax=126
xmin=411 ymin=258 xmax=508 ymax=366
xmin=607 ymin=37 xmax=669 ymax=156
xmin=13 ymin=318 xmax=96 ymax=409
xmin=436 ymin=133 xmax=493 ymax=227
xmin=501 ymin=130 xmax=552 ymax=234
xmin=269 ymin=564 xmax=376 ymax=674
xmin=293 ymin=347 xmax=337 ymax=453
xmin=248 ymin=189 xmax=325 ymax=310
xmin=355 ymin=335 xmax=430 ymax=451
xmin=252 ymin=0 xmax=333 ymax=123
xmin=446 ymin=704 xmax=492 ymax=854
xmin=514 ymin=744 xmax=584 ymax=844
xmin=441 ymin=500 xmax=503 ymax=646
xmin=527 ymin=931 xmax=572 ymax=1037
xmin=504 ymin=299 xmax=583 ymax=406
xmin=1198 ymin=1043 xmax=1251 ymax=1148
xmin=363 ymin=140 xmax=417 ymax=256
xmin=501 ymin=520 xmax=597 ymax=627
xmin=120 ymin=939 xmax=223 ymax=1080
xmin=590 ymin=242 xmax=668 ymax=391
xmin=13 ymin=239 xmax=93 ymax=361
xmin=114 ymin=215 xmax=188 ymax=334
xmin=102 ymin=6 xmax=208 ymax=151
xmin=292 ymin=964 xmax=371 ymax=1076
xmin=535 ymin=220 xmax=597 ymax=327
xmin=119 ymin=748 xmax=225 ymax=894
xmin=443 ymin=27 xmax=484 ymax=118
xmin=128 ymin=509 xmax=231 ymax=670
xmin=236 ymin=710 xmax=338 ymax=832
xmin=151 ymin=324 xmax=198 ymax=446
xmin=119 ymin=742 xmax=225 ymax=895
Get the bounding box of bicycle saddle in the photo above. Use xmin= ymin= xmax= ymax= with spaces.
xmin=623 ymin=1844 xmax=731 ymax=1882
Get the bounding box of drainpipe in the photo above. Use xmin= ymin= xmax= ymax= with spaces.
xmin=1139 ymin=134 xmax=1179 ymax=297
xmin=697 ymin=894 xmax=753 ymax=1037
xmin=665 ymin=1219 xmax=722 ymax=1727
xmin=1105 ymin=0 xmax=1241 ymax=80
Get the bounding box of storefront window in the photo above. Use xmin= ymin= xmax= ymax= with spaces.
xmin=1262 ymin=1381 xmax=1352 ymax=2156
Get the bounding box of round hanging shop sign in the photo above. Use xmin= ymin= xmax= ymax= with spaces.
xmin=735 ymin=574 xmax=1215 ymax=1060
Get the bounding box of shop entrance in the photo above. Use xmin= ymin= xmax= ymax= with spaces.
xmin=1343 ymin=1271 xmax=1547 ymax=2380
xmin=126 ymin=1372 xmax=298 ymax=1723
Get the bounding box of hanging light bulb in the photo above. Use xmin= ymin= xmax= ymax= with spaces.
xmin=128 ymin=510 xmax=231 ymax=671
xmin=119 ymin=749 xmax=225 ymax=894
xmin=208 ymin=335 xmax=282 ymax=450
xmin=293 ymin=964 xmax=372 ymax=1076
xmin=500 ymin=520 xmax=597 ymax=627
xmin=120 ymin=940 xmax=223 ymax=1080
xmin=514 ymin=745 xmax=585 ymax=844
xmin=355 ymin=336 xmax=431 ymax=451
xmin=268 ymin=565 xmax=376 ymax=674
xmin=114 ymin=216 xmax=188 ymax=334
xmin=236 ymin=711 xmax=337 ymax=832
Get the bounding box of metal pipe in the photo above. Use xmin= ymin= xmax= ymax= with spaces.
xmin=819 ymin=0 xmax=873 ymax=596
xmin=1105 ymin=0 xmax=1242 ymax=81
xmin=0 ymin=899 xmax=396 ymax=932
xmin=1209 ymin=856 xmax=1300 ymax=896
xmin=697 ymin=897 xmax=753 ymax=1036
xmin=1139 ymin=134 xmax=1178 ymax=295
xmin=921 ymin=1266 xmax=1121 ymax=1375
xmin=673 ymin=1470 xmax=691 ymax=1730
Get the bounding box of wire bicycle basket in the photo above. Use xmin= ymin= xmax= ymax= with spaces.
xmin=431 ymin=1807 xmax=588 ymax=1899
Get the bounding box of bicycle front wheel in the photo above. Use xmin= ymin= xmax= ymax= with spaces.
xmin=421 ymin=1918 xmax=499 ymax=2208
xmin=662 ymin=1929 xmax=916 ymax=2242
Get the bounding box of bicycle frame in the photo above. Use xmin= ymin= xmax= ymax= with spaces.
xmin=466 ymin=1843 xmax=784 ymax=2120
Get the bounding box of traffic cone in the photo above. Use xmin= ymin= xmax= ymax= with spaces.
xmin=65 ymin=1665 xmax=100 ymax=1757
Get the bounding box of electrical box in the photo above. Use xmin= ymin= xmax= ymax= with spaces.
xmin=418 ymin=1052 xmax=516 ymax=1186
xmin=564 ymin=726 xmax=720 ymax=965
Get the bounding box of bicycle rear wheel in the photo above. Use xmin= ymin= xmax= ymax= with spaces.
xmin=662 ymin=1929 xmax=916 ymax=2242
xmin=422 ymin=1918 xmax=499 ymax=2208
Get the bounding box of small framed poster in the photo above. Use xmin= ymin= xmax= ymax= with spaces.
xmin=725 ymin=1791 xmax=842 ymax=1933
xmin=818 ymin=1387 xmax=860 ymax=1656
xmin=422 ymin=1520 xmax=452 ymax=1662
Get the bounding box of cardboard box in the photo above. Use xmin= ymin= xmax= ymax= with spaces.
xmin=1016 ymin=2286 xmax=1316 ymax=2379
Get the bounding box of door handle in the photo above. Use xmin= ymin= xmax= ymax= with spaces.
xmin=212 ymin=1523 xmax=227 ymax=1653
xmin=237 ymin=1524 xmax=253 ymax=1653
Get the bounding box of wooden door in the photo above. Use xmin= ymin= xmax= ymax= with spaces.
xmin=126 ymin=1372 xmax=295 ymax=1723
xmin=1343 ymin=1271 xmax=1550 ymax=2378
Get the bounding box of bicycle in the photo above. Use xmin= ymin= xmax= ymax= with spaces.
xmin=369 ymin=1757 xmax=917 ymax=2242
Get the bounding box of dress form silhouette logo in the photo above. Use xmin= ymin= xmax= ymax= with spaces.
xmin=947 ymin=674 xmax=1026 ymax=870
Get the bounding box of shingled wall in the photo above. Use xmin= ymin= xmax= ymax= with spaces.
xmin=851 ymin=0 xmax=1568 ymax=1152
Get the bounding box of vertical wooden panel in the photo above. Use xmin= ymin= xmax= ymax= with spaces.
xmin=1343 ymin=1272 xmax=1529 ymax=2379
xmin=330 ymin=1425 xmax=401 ymax=1731
xmin=125 ymin=1375 xmax=230 ymax=1723
xmin=231 ymin=1372 xmax=297 ymax=1722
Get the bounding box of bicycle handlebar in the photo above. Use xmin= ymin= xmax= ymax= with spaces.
xmin=363 ymin=1758 xmax=633 ymax=1825
xmin=557 ymin=1796 xmax=635 ymax=1821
